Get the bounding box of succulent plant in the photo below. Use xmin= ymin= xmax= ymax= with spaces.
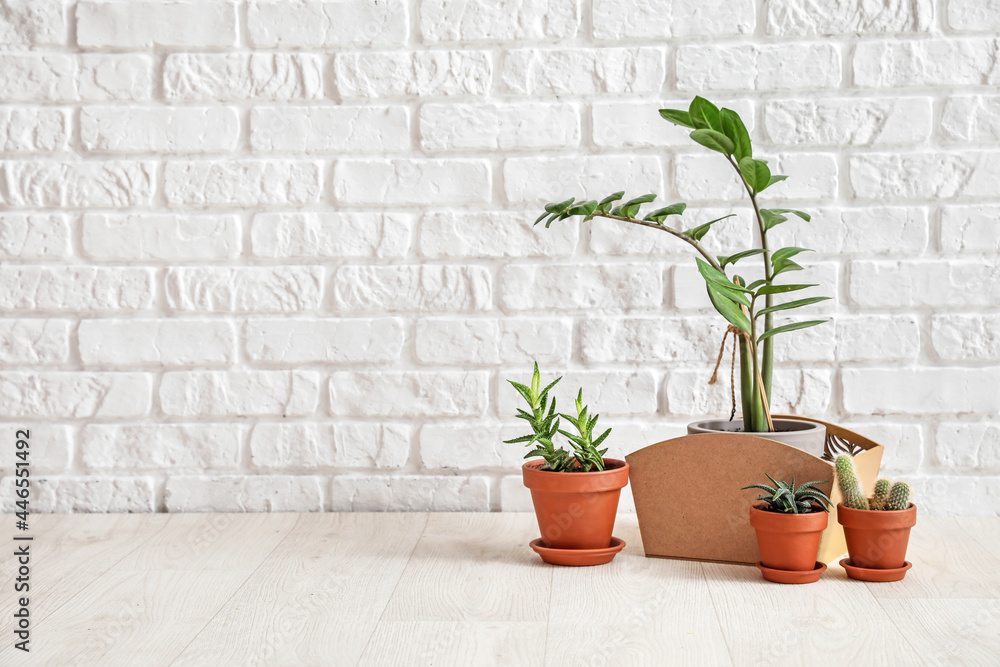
xmin=504 ymin=363 xmax=611 ymax=472
xmin=869 ymin=478 xmax=891 ymax=511
xmin=742 ymin=474 xmax=832 ymax=514
xmin=885 ymin=481 xmax=912 ymax=511
xmin=835 ymin=455 xmax=913 ymax=511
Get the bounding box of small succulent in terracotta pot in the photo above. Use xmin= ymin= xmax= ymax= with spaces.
xmin=506 ymin=364 xmax=628 ymax=564
xmin=835 ymin=455 xmax=916 ymax=581
xmin=743 ymin=474 xmax=832 ymax=583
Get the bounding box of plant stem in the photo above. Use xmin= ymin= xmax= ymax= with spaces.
xmin=590 ymin=212 xmax=724 ymax=272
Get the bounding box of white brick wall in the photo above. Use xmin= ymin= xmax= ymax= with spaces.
xmin=1 ymin=1 xmax=998 ymax=516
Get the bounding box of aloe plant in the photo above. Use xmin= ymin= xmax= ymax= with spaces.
xmin=742 ymin=474 xmax=832 ymax=514
xmin=538 ymin=96 xmax=830 ymax=433
xmin=504 ymin=363 xmax=611 ymax=472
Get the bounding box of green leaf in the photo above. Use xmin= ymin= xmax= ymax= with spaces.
xmin=599 ymin=191 xmax=625 ymax=206
xmin=771 ymin=246 xmax=812 ymax=277
xmin=755 ymin=296 xmax=831 ymax=318
xmin=696 ymin=257 xmax=753 ymax=294
xmin=720 ymin=108 xmax=752 ymax=162
xmin=759 ymin=209 xmax=789 ymax=231
xmin=755 ymin=283 xmax=817 ymax=296
xmin=738 ymin=157 xmax=770 ymax=193
xmin=659 ymin=108 xmax=695 ymax=128
xmin=623 ymin=193 xmax=657 ymax=208
xmin=719 ymin=248 xmax=766 ymax=268
xmin=689 ymin=96 xmax=721 ymax=131
xmin=746 ymin=279 xmax=767 ymax=291
xmin=683 ymin=213 xmax=736 ymax=242
xmin=566 ymin=200 xmax=599 ymax=217
xmin=644 ymin=203 xmax=687 ymax=221
xmin=769 ymin=208 xmax=811 ymax=222
xmin=533 ymin=210 xmax=550 ymax=225
xmin=690 ymin=129 xmax=734 ymax=155
xmin=544 ymin=198 xmax=574 ymax=214
xmin=757 ymin=319 xmax=829 ymax=343
xmin=764 ymin=174 xmax=788 ymax=190
xmin=706 ymin=282 xmax=752 ymax=334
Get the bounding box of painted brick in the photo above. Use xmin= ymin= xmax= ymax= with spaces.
xmin=0 ymin=425 xmax=72 ymax=474
xmin=849 ymin=260 xmax=1000 ymax=308
xmin=580 ymin=317 xmax=717 ymax=363
xmin=165 ymin=476 xmax=323 ymax=512
xmin=0 ymin=0 xmax=66 ymax=46
xmin=677 ymin=44 xmax=841 ymax=91
xmin=503 ymin=155 xmax=662 ymax=204
xmin=941 ymin=206 xmax=1000 ymax=253
xmin=415 ymin=318 xmax=572 ymax=365
xmin=418 ymin=211 xmax=577 ymax=258
xmin=335 ymin=51 xmax=492 ymax=99
xmin=931 ymin=315 xmax=1000 ymax=361
xmin=248 ymin=0 xmax=408 ymax=48
xmin=843 ymin=368 xmax=1000 ymax=415
xmin=246 ymin=318 xmax=404 ymax=364
xmin=0 ymin=477 xmax=154 ymax=513
xmin=0 ymin=215 xmax=71 ymax=260
xmin=82 ymin=214 xmax=241 ymax=261
xmin=936 ymin=423 xmax=1000 ymax=473
xmin=767 ymin=0 xmax=932 ymax=34
xmin=501 ymin=263 xmax=662 ymax=310
xmin=250 ymin=422 xmax=409 ymax=469
xmin=674 ymin=262 xmax=838 ymax=311
xmin=164 ymin=160 xmax=322 ymax=206
xmin=251 ymin=106 xmax=409 ymax=153
xmin=769 ymin=207 xmax=929 ymax=256
xmin=0 ymin=372 xmax=151 ymax=418
xmin=251 ymin=212 xmax=411 ymax=259
xmin=333 ymin=159 xmax=490 ymax=205
xmin=0 ymin=107 xmax=68 ymax=152
xmin=421 ymin=422 xmax=523 ymax=469
xmin=501 ymin=47 xmax=665 ymax=95
xmin=0 ymin=160 xmax=154 ymax=207
xmin=77 ymin=0 xmax=238 ymax=48
xmin=160 ymin=371 xmax=320 ymax=417
xmin=675 ymin=153 xmax=838 ymax=201
xmin=330 ymin=475 xmax=490 ymax=511
xmin=836 ymin=315 xmax=920 ymax=363
xmin=0 ymin=319 xmax=71 ymax=365
xmin=941 ymin=96 xmax=1000 ymax=143
xmin=766 ymin=98 xmax=933 ymax=146
xmin=333 ymin=265 xmax=491 ymax=313
xmin=0 ymin=267 xmax=154 ymax=312
xmin=166 ymin=267 xmax=324 ymax=313
xmin=0 ymin=54 xmax=74 ymax=101
xmin=842 ymin=422 xmax=924 ymax=476
xmin=855 ymin=40 xmax=1000 ymax=88
xmin=949 ymin=0 xmax=1000 ymax=31
xmin=498 ymin=370 xmax=659 ymax=417
xmin=666 ymin=369 xmax=832 ymax=417
xmin=851 ymin=152 xmax=1000 ymax=200
xmin=593 ymin=99 xmax=754 ymax=148
xmin=329 ymin=371 xmax=490 ymax=418
xmin=81 ymin=107 xmax=240 ymax=153
xmin=422 ymin=0 xmax=579 ymax=42
xmin=79 ymin=54 xmax=153 ymax=101
xmin=79 ymin=319 xmax=237 ymax=366
xmin=909 ymin=476 xmax=1000 ymax=516
xmin=164 ymin=54 xmax=323 ymax=101
xmin=81 ymin=424 xmax=241 ymax=470
xmin=420 ymin=102 xmax=580 ymax=151
xmin=593 ymin=0 xmax=754 ymax=39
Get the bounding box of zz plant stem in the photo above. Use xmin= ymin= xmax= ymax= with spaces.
xmin=537 ymin=96 xmax=831 ymax=433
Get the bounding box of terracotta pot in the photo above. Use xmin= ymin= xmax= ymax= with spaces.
xmin=749 ymin=504 xmax=829 ymax=572
xmin=522 ymin=458 xmax=629 ymax=550
xmin=687 ymin=418 xmax=827 ymax=458
xmin=837 ymin=502 xmax=916 ymax=570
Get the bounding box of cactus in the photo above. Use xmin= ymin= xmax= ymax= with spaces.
xmin=884 ymin=481 xmax=911 ymax=511
xmin=870 ymin=478 xmax=891 ymax=511
xmin=835 ymin=455 xmax=869 ymax=510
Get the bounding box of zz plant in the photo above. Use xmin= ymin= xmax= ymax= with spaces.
xmin=835 ymin=455 xmax=911 ymax=511
xmin=537 ymin=96 xmax=830 ymax=433
xmin=505 ymin=363 xmax=611 ymax=472
xmin=742 ymin=474 xmax=832 ymax=514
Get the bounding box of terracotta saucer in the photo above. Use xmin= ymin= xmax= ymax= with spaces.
xmin=529 ymin=537 xmax=625 ymax=566
xmin=840 ymin=558 xmax=913 ymax=582
xmin=755 ymin=561 xmax=827 ymax=584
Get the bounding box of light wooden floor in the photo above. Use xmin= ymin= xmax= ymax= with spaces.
xmin=1 ymin=513 xmax=998 ymax=666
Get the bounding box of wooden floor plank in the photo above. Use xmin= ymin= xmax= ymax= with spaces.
xmin=877 ymin=599 xmax=1000 ymax=665
xmin=544 ymin=516 xmax=732 ymax=666
xmin=705 ymin=561 xmax=923 ymax=666
xmin=358 ymin=622 xmax=544 ymax=667
xmin=170 ymin=513 xmax=427 ymax=667
xmin=954 ymin=515 xmax=1000 ymax=555
xmin=861 ymin=516 xmax=1000 ymax=599
xmin=381 ymin=513 xmax=551 ymax=622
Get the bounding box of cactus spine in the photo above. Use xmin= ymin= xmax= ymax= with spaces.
xmin=835 ymin=455 xmax=869 ymax=510
xmin=884 ymin=482 xmax=911 ymax=511
xmin=870 ymin=478 xmax=891 ymax=511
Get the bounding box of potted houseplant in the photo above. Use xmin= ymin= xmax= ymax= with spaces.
xmin=537 ymin=96 xmax=829 ymax=456
xmin=835 ymin=455 xmax=916 ymax=581
xmin=742 ymin=474 xmax=832 ymax=583
xmin=505 ymin=363 xmax=629 ymax=566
